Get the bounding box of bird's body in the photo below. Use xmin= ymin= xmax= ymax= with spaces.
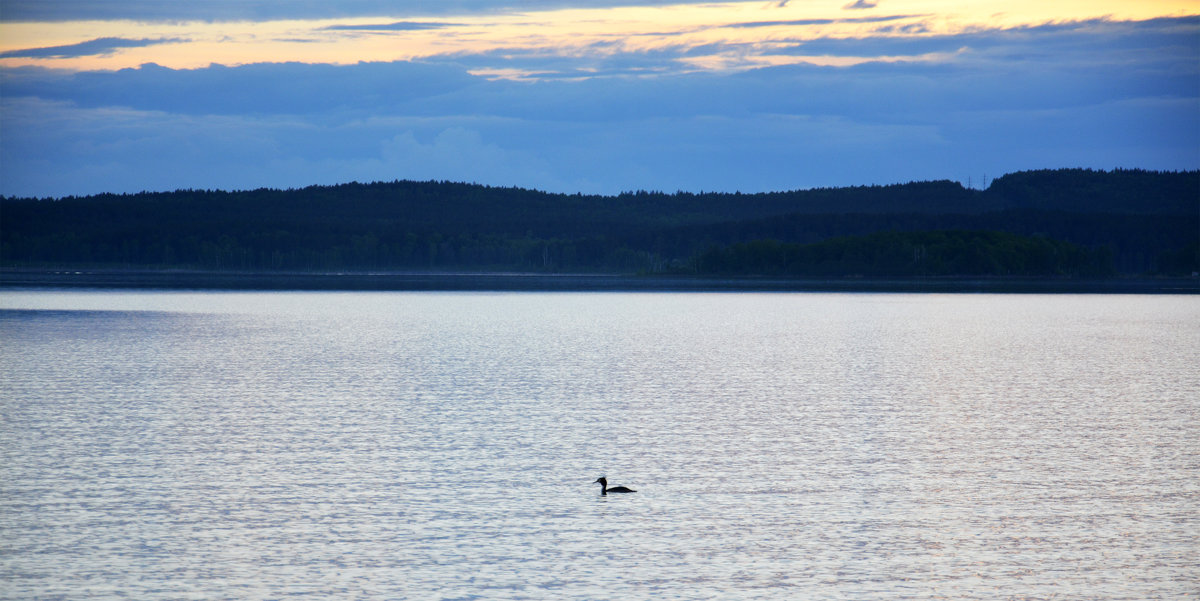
xmin=594 ymin=477 xmax=635 ymax=495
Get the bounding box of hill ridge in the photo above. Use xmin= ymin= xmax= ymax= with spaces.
xmin=3 ymin=168 xmax=1197 ymax=276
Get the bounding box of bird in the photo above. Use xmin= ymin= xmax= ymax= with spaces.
xmin=594 ymin=476 xmax=635 ymax=495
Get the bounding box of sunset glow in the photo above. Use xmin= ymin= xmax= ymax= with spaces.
xmin=2 ymin=0 xmax=1196 ymax=76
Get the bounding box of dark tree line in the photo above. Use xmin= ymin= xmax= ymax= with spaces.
xmin=647 ymin=209 xmax=1195 ymax=275
xmin=2 ymin=169 xmax=1196 ymax=276
xmin=691 ymin=231 xmax=1116 ymax=278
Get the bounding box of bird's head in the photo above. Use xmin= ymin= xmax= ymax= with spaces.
xmin=594 ymin=477 xmax=607 ymax=486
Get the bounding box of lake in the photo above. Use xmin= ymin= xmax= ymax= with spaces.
xmin=1 ymin=290 xmax=1197 ymax=600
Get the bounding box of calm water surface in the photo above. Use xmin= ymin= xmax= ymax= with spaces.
xmin=1 ymin=290 xmax=1198 ymax=600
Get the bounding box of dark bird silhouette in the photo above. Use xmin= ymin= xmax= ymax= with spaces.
xmin=594 ymin=477 xmax=635 ymax=495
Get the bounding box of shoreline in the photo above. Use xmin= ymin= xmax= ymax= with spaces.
xmin=2 ymin=269 xmax=1198 ymax=294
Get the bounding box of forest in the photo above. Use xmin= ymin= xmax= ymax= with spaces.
xmin=1 ymin=168 xmax=1196 ymax=278
xmin=692 ymin=231 xmax=1115 ymax=278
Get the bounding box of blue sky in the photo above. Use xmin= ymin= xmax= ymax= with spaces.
xmin=1 ymin=1 xmax=1197 ymax=197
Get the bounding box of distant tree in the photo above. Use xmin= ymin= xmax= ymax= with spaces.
xmin=1 ymin=169 xmax=1193 ymax=275
xmin=692 ymin=231 xmax=1115 ymax=278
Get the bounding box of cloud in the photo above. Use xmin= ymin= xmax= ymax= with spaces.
xmin=1 ymin=61 xmax=479 ymax=116
xmin=844 ymin=0 xmax=878 ymax=9
xmin=5 ymin=19 xmax=1196 ymax=118
xmin=722 ymin=14 xmax=919 ymax=28
xmin=0 ymin=0 xmax=686 ymax=23
xmin=1 ymin=16 xmax=1196 ymax=198
xmin=769 ymin=17 xmax=1198 ymax=73
xmin=0 ymin=37 xmax=187 ymax=59
xmin=8 ymin=81 xmax=1193 ymax=200
xmin=321 ymin=21 xmax=461 ymax=32
xmin=423 ymin=42 xmax=725 ymax=80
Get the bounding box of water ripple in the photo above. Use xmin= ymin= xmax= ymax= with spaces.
xmin=1 ymin=292 xmax=1198 ymax=600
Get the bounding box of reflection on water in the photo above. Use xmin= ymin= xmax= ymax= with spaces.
xmin=2 ymin=291 xmax=1198 ymax=600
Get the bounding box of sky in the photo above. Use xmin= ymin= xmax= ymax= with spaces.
xmin=1 ymin=1 xmax=1197 ymax=198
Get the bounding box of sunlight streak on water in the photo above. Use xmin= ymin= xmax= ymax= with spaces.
xmin=2 ymin=291 xmax=1198 ymax=599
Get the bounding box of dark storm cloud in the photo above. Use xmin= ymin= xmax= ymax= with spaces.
xmin=0 ymin=37 xmax=187 ymax=59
